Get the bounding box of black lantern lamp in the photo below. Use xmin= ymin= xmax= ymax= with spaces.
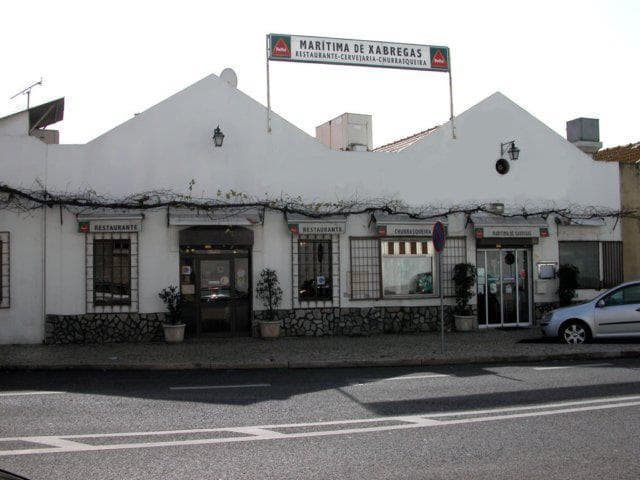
xmin=212 ymin=126 xmax=225 ymax=147
xmin=500 ymin=140 xmax=520 ymax=161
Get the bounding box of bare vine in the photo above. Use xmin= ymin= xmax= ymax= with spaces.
xmin=0 ymin=182 xmax=637 ymax=222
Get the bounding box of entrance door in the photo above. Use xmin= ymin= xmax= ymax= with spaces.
xmin=198 ymin=254 xmax=251 ymax=335
xmin=477 ymin=249 xmax=531 ymax=327
xmin=180 ymin=247 xmax=251 ymax=336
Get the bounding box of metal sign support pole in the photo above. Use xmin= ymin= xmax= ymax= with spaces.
xmin=266 ymin=35 xmax=272 ymax=133
xmin=439 ymin=252 xmax=445 ymax=354
xmin=448 ymin=61 xmax=456 ymax=140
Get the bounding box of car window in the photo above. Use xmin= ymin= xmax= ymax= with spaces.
xmin=603 ymin=284 xmax=640 ymax=306
xmin=623 ymin=285 xmax=640 ymax=304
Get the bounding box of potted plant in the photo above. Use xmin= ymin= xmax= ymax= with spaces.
xmin=452 ymin=263 xmax=477 ymax=331
xmin=158 ymin=285 xmax=186 ymax=343
xmin=557 ymin=264 xmax=579 ymax=306
xmin=255 ymin=268 xmax=283 ymax=338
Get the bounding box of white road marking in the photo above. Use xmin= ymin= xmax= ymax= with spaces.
xmin=0 ymin=391 xmax=65 ymax=397
xmin=169 ymin=383 xmax=271 ymax=391
xmin=2 ymin=394 xmax=639 ymax=457
xmin=533 ymin=363 xmax=612 ymax=371
xmin=384 ymin=374 xmax=450 ymax=381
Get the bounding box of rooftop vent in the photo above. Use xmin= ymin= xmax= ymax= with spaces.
xmin=567 ymin=118 xmax=602 ymax=156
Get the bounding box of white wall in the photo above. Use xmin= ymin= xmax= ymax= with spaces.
xmin=0 ymin=111 xmax=28 ymax=137
xmin=0 ymin=210 xmax=44 ymax=344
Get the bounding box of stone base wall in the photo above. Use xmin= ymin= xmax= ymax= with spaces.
xmin=253 ymin=306 xmax=455 ymax=337
xmin=45 ymin=313 xmax=164 ymax=344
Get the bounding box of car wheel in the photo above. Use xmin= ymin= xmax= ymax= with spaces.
xmin=560 ymin=321 xmax=590 ymax=345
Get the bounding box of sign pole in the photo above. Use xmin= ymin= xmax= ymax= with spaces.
xmin=432 ymin=221 xmax=446 ymax=354
xmin=448 ymin=54 xmax=456 ymax=140
xmin=439 ymin=251 xmax=445 ymax=354
xmin=266 ymin=34 xmax=272 ymax=133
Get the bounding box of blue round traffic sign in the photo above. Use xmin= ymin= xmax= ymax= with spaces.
xmin=433 ymin=221 xmax=446 ymax=253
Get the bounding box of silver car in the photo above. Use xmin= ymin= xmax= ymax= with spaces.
xmin=541 ymin=281 xmax=640 ymax=344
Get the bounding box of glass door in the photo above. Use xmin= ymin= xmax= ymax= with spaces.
xmin=476 ymin=249 xmax=531 ymax=327
xmin=199 ymin=259 xmax=233 ymax=333
xmin=517 ymin=250 xmax=530 ymax=326
xmin=501 ymin=251 xmax=518 ymax=324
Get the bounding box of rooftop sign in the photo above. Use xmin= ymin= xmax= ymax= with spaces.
xmin=268 ymin=34 xmax=450 ymax=72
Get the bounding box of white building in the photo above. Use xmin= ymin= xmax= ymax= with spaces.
xmin=0 ymin=73 xmax=621 ymax=344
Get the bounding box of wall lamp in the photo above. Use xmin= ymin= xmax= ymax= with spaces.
xmin=212 ymin=126 xmax=225 ymax=147
xmin=500 ymin=140 xmax=520 ymax=161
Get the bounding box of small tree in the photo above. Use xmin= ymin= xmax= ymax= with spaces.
xmin=557 ymin=264 xmax=579 ymax=306
xmin=452 ymin=263 xmax=477 ymax=316
xmin=158 ymin=285 xmax=184 ymax=325
xmin=256 ymin=268 xmax=283 ymax=321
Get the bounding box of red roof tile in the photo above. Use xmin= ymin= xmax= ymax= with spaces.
xmin=593 ymin=142 xmax=640 ymax=163
xmin=373 ymin=126 xmax=439 ymax=153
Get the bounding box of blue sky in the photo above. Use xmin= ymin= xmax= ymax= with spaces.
xmin=1 ymin=0 xmax=638 ymax=148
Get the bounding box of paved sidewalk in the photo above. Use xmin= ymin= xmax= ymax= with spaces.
xmin=2 ymin=329 xmax=640 ymax=370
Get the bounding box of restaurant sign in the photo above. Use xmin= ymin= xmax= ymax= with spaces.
xmin=378 ymin=224 xmax=441 ymax=237
xmin=269 ymin=34 xmax=450 ymax=72
xmin=288 ymin=223 xmax=346 ymax=235
xmin=78 ymin=220 xmax=141 ymax=234
xmin=475 ymin=227 xmax=547 ymax=239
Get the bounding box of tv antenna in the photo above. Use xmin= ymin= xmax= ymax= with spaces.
xmin=10 ymin=77 xmax=43 ymax=110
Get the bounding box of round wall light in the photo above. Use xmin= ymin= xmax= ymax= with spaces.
xmin=495 ymin=158 xmax=510 ymax=175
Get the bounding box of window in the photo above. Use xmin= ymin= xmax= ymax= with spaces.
xmin=350 ymin=235 xmax=467 ymax=300
xmin=441 ymin=237 xmax=467 ymax=297
xmin=603 ymin=284 xmax=640 ymax=307
xmin=382 ymin=239 xmax=435 ymax=297
xmin=350 ymin=237 xmax=381 ymax=300
xmin=86 ymin=233 xmax=138 ymax=312
xmin=602 ymin=241 xmax=623 ymax=288
xmin=292 ymin=234 xmax=339 ymax=307
xmin=559 ymin=242 xmax=600 ymax=289
xmin=94 ymin=239 xmax=131 ymax=306
xmin=559 ymin=241 xmax=623 ymax=290
xmin=0 ymin=232 xmax=9 ymax=308
xmin=298 ymin=238 xmax=332 ymax=301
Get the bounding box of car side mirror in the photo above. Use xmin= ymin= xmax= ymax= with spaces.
xmin=596 ymin=299 xmax=606 ymax=308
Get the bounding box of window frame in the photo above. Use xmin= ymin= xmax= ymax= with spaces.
xmin=349 ymin=235 xmax=467 ymax=301
xmin=297 ymin=237 xmax=333 ymax=302
xmin=349 ymin=236 xmax=382 ymax=301
xmin=441 ymin=237 xmax=467 ymax=298
xmin=292 ymin=233 xmax=340 ymax=308
xmin=0 ymin=232 xmax=9 ymax=308
xmin=93 ymin=238 xmax=132 ymax=307
xmin=86 ymin=232 xmax=139 ymax=313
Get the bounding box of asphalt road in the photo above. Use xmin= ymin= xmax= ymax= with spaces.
xmin=1 ymin=359 xmax=640 ymax=479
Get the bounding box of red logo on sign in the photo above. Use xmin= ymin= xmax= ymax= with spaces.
xmin=272 ymin=38 xmax=291 ymax=57
xmin=431 ymin=49 xmax=447 ymax=68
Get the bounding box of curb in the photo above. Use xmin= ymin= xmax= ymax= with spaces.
xmin=2 ymin=350 xmax=639 ymax=371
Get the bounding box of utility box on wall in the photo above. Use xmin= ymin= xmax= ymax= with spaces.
xmin=316 ymin=113 xmax=373 ymax=152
